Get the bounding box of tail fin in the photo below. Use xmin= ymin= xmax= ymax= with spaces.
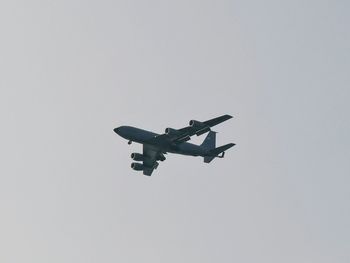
xmin=203 ymin=143 xmax=235 ymax=163
xmin=201 ymin=131 xmax=216 ymax=150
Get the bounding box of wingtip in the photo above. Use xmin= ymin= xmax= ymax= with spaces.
xmin=222 ymin=114 xmax=233 ymax=119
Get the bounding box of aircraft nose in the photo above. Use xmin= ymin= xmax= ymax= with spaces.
xmin=113 ymin=126 xmax=130 ymax=139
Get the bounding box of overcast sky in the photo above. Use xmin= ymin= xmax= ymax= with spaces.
xmin=1 ymin=0 xmax=349 ymax=262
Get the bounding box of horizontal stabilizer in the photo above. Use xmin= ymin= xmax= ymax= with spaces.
xmin=204 ymin=143 xmax=235 ymax=163
xmin=210 ymin=143 xmax=235 ymax=156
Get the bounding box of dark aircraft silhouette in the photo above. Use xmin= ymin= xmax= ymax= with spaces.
xmin=113 ymin=114 xmax=235 ymax=176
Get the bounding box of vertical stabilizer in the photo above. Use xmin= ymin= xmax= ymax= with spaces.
xmin=201 ymin=131 xmax=216 ymax=150
xmin=202 ymin=131 xmax=216 ymax=163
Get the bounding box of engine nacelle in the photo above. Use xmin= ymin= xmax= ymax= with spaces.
xmin=157 ymin=153 xmax=166 ymax=161
xmin=165 ymin=127 xmax=180 ymax=135
xmin=189 ymin=120 xmax=204 ymax=127
xmin=196 ymin=126 xmax=211 ymax=136
xmin=131 ymin=153 xmax=144 ymax=161
xmin=131 ymin=162 xmax=144 ymax=171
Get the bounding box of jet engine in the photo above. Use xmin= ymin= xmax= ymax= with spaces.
xmin=157 ymin=153 xmax=166 ymax=161
xmin=131 ymin=162 xmax=144 ymax=171
xmin=196 ymin=127 xmax=211 ymax=136
xmin=131 ymin=153 xmax=144 ymax=161
xmin=165 ymin=127 xmax=180 ymax=135
xmin=189 ymin=120 xmax=203 ymax=127
xmin=189 ymin=120 xmax=211 ymax=135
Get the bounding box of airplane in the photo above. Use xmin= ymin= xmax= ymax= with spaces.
xmin=113 ymin=114 xmax=235 ymax=176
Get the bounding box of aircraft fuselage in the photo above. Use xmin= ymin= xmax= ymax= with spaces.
xmin=114 ymin=126 xmax=207 ymax=156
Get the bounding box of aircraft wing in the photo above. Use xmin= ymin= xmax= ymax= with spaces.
xmin=142 ymin=144 xmax=160 ymax=176
xmin=177 ymin=114 xmax=232 ymax=137
xmin=147 ymin=114 xmax=232 ymax=145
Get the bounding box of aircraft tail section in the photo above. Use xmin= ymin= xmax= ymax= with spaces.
xmin=204 ymin=143 xmax=235 ymax=163
xmin=201 ymin=131 xmax=216 ymax=150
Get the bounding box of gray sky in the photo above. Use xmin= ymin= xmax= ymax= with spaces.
xmin=1 ymin=0 xmax=349 ymax=262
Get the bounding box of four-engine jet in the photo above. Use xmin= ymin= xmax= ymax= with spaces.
xmin=113 ymin=114 xmax=235 ymax=176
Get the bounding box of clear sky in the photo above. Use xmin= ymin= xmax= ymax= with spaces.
xmin=1 ymin=0 xmax=349 ymax=262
